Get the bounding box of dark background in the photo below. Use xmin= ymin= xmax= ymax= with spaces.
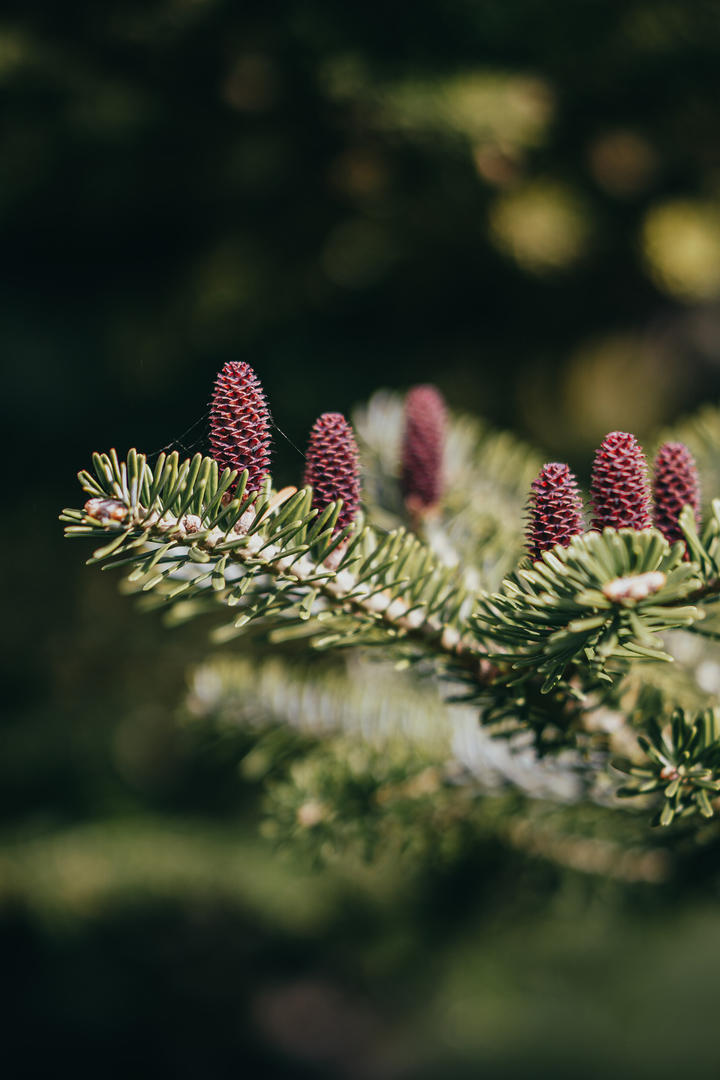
xmin=5 ymin=2 xmax=720 ymax=1076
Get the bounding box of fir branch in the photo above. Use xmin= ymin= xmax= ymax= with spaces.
xmin=60 ymin=392 xmax=720 ymax=832
xmin=473 ymin=528 xmax=703 ymax=694
xmin=615 ymin=708 xmax=720 ymax=826
xmin=61 ymin=449 xmax=488 ymax=677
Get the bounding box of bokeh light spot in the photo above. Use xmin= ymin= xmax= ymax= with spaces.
xmin=642 ymin=199 xmax=720 ymax=301
xmin=490 ymin=181 xmax=590 ymax=272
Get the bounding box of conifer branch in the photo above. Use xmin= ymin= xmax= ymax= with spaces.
xmin=60 ymin=366 xmax=720 ymax=830
xmin=61 ymin=448 xmax=488 ymax=678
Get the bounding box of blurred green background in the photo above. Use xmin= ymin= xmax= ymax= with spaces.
xmin=6 ymin=2 xmax=720 ymax=1076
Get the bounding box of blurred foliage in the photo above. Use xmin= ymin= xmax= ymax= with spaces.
xmin=8 ymin=1 xmax=720 ymax=1075
xmin=6 ymin=0 xmax=720 ymax=468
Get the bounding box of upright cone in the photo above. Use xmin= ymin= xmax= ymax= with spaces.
xmin=590 ymin=431 xmax=652 ymax=531
xmin=303 ymin=413 xmax=361 ymax=532
xmin=209 ymin=361 xmax=272 ymax=492
xmin=401 ymin=384 xmax=447 ymax=515
xmin=653 ymin=441 xmax=701 ymax=545
xmin=526 ymin=462 xmax=584 ymax=560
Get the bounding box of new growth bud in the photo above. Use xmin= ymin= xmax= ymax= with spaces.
xmin=590 ymin=431 xmax=652 ymax=531
xmin=526 ymin=462 xmax=584 ymax=560
xmin=209 ymin=361 xmax=272 ymax=492
xmin=401 ymin=385 xmax=447 ymax=515
xmin=303 ymin=412 xmax=361 ymax=532
xmin=653 ymin=441 xmax=701 ymax=545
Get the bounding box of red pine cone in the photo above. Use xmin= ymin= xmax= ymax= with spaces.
xmin=401 ymin=384 xmax=447 ymax=513
xmin=526 ymin=462 xmax=584 ymax=560
xmin=209 ymin=361 xmax=272 ymax=492
xmin=303 ymin=412 xmax=361 ymax=532
xmin=590 ymin=431 xmax=652 ymax=531
xmin=653 ymin=441 xmax=701 ymax=545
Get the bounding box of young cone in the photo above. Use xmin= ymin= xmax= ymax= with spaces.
xmin=209 ymin=361 xmax=272 ymax=492
xmin=590 ymin=431 xmax=652 ymax=531
xmin=401 ymin=384 xmax=447 ymax=514
xmin=304 ymin=413 xmax=361 ymax=532
xmin=653 ymin=441 xmax=701 ymax=545
xmin=526 ymin=462 xmax=584 ymax=560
